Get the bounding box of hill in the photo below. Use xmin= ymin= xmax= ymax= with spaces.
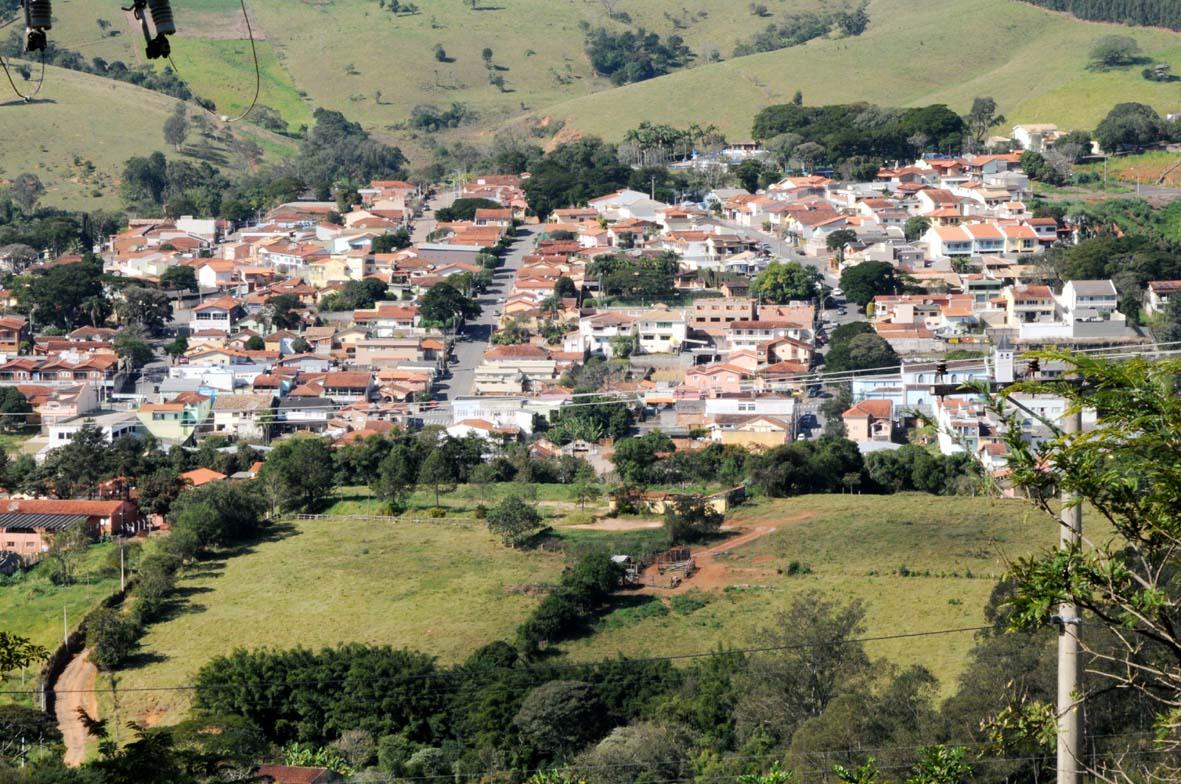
xmin=538 ymin=0 xmax=1181 ymax=142
xmin=0 ymin=61 xmax=296 ymax=209
xmin=105 ymin=490 xmax=1053 ymax=730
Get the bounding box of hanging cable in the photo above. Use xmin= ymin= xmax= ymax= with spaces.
xmin=0 ymin=49 xmax=46 ymax=102
xmin=167 ymin=0 xmax=261 ymax=124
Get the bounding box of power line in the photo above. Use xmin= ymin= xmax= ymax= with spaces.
xmin=166 ymin=0 xmax=260 ymax=123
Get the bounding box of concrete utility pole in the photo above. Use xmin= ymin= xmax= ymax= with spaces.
xmin=1057 ymin=408 xmax=1083 ymax=784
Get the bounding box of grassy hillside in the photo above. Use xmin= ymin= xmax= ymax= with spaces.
xmin=540 ymin=0 xmax=1181 ymax=141
xmin=0 ymin=62 xmax=297 ymax=209
xmin=107 ymin=489 xmax=1055 ymax=729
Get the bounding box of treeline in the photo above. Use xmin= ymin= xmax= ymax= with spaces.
xmin=119 ymin=108 xmax=407 ymax=219
xmin=0 ymin=33 xmax=207 ymax=107
xmin=752 ymin=101 xmax=966 ymax=166
xmin=173 ymin=584 xmax=1158 ymax=784
xmin=609 ymin=432 xmax=981 ymax=497
xmin=584 ymin=27 xmax=694 ymax=85
xmin=1017 ymin=0 xmax=1181 ymax=30
xmin=734 ymin=2 xmax=869 ymax=57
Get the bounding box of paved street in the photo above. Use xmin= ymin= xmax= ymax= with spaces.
xmin=432 ymin=223 xmax=543 ymax=400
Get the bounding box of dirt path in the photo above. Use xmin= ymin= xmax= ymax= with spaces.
xmin=54 ymin=650 xmax=98 ymax=768
xmin=639 ymin=512 xmax=817 ymax=594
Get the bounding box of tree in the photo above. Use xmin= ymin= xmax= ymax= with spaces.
xmin=1089 ymin=35 xmax=1142 ymax=69
xmin=114 ymin=327 xmax=156 ymax=370
xmin=554 ymin=275 xmax=577 ymax=299
xmin=664 ymin=494 xmax=723 ymax=544
xmin=160 ymin=264 xmax=197 ymax=292
xmin=0 ymin=386 xmax=31 ymax=432
xmin=260 ymin=438 xmax=336 ymax=511
xmin=7 ymin=173 xmax=44 ymax=214
xmin=840 ymin=261 xmax=900 ymax=308
xmin=574 ymin=478 xmax=602 ymax=510
xmin=824 ymin=332 xmax=900 ymax=373
xmin=137 ymin=469 xmax=186 ymax=518
xmin=17 ymin=254 xmax=108 ymax=329
xmin=42 ymin=523 xmax=91 ymax=586
xmin=419 ymin=282 xmax=480 ymax=328
xmin=0 ymin=242 xmax=38 ymax=272
xmin=116 ymin=285 xmax=173 ymax=330
xmin=120 ymin=151 xmax=169 ymax=212
xmin=0 ymin=703 xmax=61 ymax=765
xmin=266 ymin=294 xmax=305 ymax=331
xmin=1095 ymin=102 xmax=1165 ymax=152
xmin=373 ymin=228 xmax=412 ymax=253
xmin=374 ymin=440 xmax=420 ymax=510
xmin=573 ymin=722 xmax=691 ymax=784
xmin=825 ymin=229 xmax=858 ymax=264
xmin=434 ymin=197 xmax=501 ymax=222
xmin=86 ymin=608 xmax=139 ymax=671
xmin=486 ymin=495 xmax=545 ymax=547
xmin=417 ymin=449 xmax=454 ymax=507
xmin=995 ymin=353 xmax=1181 ymax=774
xmin=163 ymin=107 xmax=190 ymax=151
xmin=735 ymin=592 xmax=871 ymax=746
xmin=734 ymin=159 xmax=773 ymax=193
xmin=164 ymin=336 xmax=189 ymax=360
xmin=751 ymin=261 xmax=821 ymax=304
xmin=522 ymin=138 xmax=633 ymax=219
xmin=513 ymin=680 xmax=606 ymax=758
xmin=903 ymin=216 xmax=931 ymax=242
xmin=0 ymin=631 xmax=49 ymax=681
xmin=965 ymin=97 xmax=1004 ymax=150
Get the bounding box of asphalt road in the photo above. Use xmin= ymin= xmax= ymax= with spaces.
xmin=432 ymin=223 xmax=542 ymax=400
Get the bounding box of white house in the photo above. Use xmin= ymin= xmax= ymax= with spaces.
xmin=1145 ymin=280 xmax=1181 ymax=315
xmin=211 ymin=393 xmax=274 ymax=441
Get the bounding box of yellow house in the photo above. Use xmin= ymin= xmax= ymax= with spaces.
xmin=137 ymin=392 xmax=213 ymax=445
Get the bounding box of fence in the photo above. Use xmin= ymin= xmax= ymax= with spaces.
xmin=292 ymin=513 xmax=478 ymax=527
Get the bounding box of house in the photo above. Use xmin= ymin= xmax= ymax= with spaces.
xmin=1003 ymin=284 xmax=1057 ymax=326
xmin=212 ymin=393 xmax=275 ymax=441
xmin=0 ymin=316 xmax=29 ymax=354
xmin=1146 ymin=280 xmax=1181 ymax=315
xmin=446 ymin=418 xmax=522 ymax=442
xmin=137 ymin=392 xmax=213 ymax=444
xmin=352 ymin=303 xmax=419 ymax=336
xmin=1060 ymin=280 xmax=1118 ymax=321
xmin=1011 ymin=124 xmax=1060 ymax=152
xmin=190 ymin=297 xmax=241 ymax=334
xmin=196 ymin=260 xmax=238 ymax=290
xmin=181 ymin=467 xmax=227 ymax=487
xmin=683 ymin=363 xmax=751 ymax=397
xmin=46 ymin=411 xmax=142 ymax=451
xmin=276 ymin=395 xmax=336 ymax=432
xmin=842 ymin=399 xmax=895 ymax=443
xmin=713 ymin=415 xmax=793 ymax=449
xmin=0 ymin=514 xmax=91 ymax=559
xmin=321 ymin=372 xmax=373 ymax=403
xmin=0 ymin=498 xmax=141 ymax=538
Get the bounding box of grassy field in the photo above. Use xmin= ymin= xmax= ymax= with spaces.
xmin=542 ymin=0 xmax=1181 ymax=142
xmin=0 ymin=63 xmax=296 ymax=209
xmin=107 ymin=488 xmax=1059 ymax=728
xmin=562 ymin=494 xmax=1056 ymax=697
xmin=7 ymin=0 xmax=1181 ymax=209
xmin=0 ymin=543 xmax=119 ymax=662
xmin=1078 ymin=151 xmax=1181 ymax=187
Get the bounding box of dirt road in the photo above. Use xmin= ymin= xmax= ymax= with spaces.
xmin=54 ymin=649 xmax=98 ymax=767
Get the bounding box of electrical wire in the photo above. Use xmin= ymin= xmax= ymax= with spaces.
xmin=0 ymin=50 xmax=45 ymax=102
xmin=163 ymin=0 xmax=260 ymax=123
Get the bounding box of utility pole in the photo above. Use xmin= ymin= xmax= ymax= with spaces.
xmin=119 ymin=543 xmax=125 ymax=593
xmin=1057 ymin=408 xmax=1083 ymax=784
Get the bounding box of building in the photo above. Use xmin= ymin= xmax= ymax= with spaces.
xmin=1145 ymin=280 xmax=1181 ymax=316
xmin=212 ymin=393 xmax=275 ymax=441
xmin=137 ymin=392 xmax=213 ymax=444
xmin=842 ymin=399 xmax=894 ymax=443
xmin=0 ymin=316 xmax=29 ymax=354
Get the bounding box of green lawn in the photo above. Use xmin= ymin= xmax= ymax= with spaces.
xmin=0 ymin=543 xmax=119 ymax=665
xmin=108 ymin=489 xmax=1060 ymax=727
xmin=562 ymin=493 xmax=1059 ymax=697
xmin=111 ymin=513 xmax=568 ymax=725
